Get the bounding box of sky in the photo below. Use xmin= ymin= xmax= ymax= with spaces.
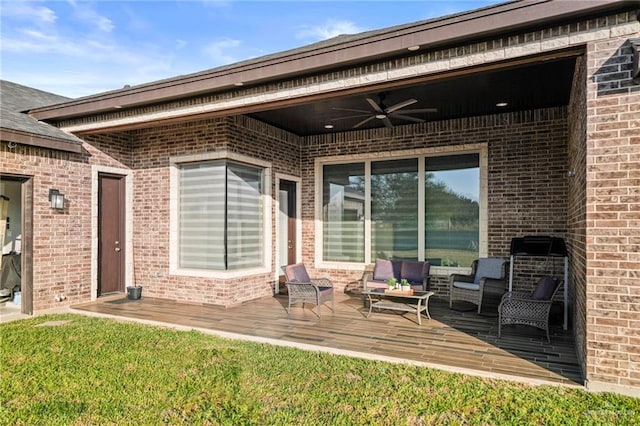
xmin=1 ymin=0 xmax=503 ymax=99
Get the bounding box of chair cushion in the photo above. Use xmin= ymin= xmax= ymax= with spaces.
xmin=473 ymin=258 xmax=505 ymax=285
xmin=400 ymin=261 xmax=428 ymax=284
xmin=285 ymin=263 xmax=311 ymax=283
xmin=318 ymin=287 xmax=333 ymax=296
xmin=453 ymin=281 xmax=480 ymax=291
xmin=391 ymin=260 xmax=403 ymax=280
xmin=373 ymin=259 xmax=394 ymax=281
xmin=366 ymin=280 xmax=389 ymax=289
xmin=532 ymin=276 xmax=557 ymax=300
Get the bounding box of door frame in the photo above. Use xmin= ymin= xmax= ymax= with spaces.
xmin=92 ymin=165 xmax=133 ymax=300
xmin=0 ymin=174 xmax=33 ymax=314
xmin=274 ymin=173 xmax=301 ymax=294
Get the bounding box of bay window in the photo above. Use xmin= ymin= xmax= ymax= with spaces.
xmin=178 ymin=160 xmax=264 ymax=271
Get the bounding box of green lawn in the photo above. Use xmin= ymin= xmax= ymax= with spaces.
xmin=1 ymin=314 xmax=638 ymax=425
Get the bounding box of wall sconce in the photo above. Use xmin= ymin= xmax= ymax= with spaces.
xmin=49 ymin=189 xmax=65 ymax=210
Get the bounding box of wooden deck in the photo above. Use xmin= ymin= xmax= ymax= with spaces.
xmin=72 ymin=293 xmax=582 ymax=387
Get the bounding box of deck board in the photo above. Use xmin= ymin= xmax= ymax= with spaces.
xmin=72 ymin=293 xmax=582 ymax=386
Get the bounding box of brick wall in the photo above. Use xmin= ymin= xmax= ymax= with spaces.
xmin=0 ymin=134 xmax=131 ymax=311
xmin=584 ymin=35 xmax=640 ymax=395
xmin=301 ymin=107 xmax=569 ymax=297
xmin=128 ymin=116 xmax=301 ymax=306
xmin=568 ymin=55 xmax=589 ymax=381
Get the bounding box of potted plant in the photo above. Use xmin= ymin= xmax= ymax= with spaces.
xmin=386 ymin=278 xmax=397 ymax=290
xmin=401 ymin=279 xmax=411 ymax=291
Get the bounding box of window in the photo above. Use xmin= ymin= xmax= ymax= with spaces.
xmin=318 ymin=149 xmax=482 ymax=269
xmin=322 ymin=163 xmax=365 ymax=262
xmin=425 ymin=154 xmax=479 ymax=267
xmin=178 ymin=160 xmax=264 ymax=271
xmin=372 ymin=159 xmax=418 ymax=260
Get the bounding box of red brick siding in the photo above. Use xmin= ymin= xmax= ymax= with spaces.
xmin=128 ymin=116 xmax=301 ymax=306
xmin=0 ymin=134 xmax=130 ymax=311
xmin=568 ymin=55 xmax=589 ymax=380
xmin=585 ymin=36 xmax=640 ymax=391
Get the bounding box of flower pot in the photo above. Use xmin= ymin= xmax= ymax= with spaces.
xmin=127 ymin=286 xmax=142 ymax=300
xmin=402 ymin=285 xmax=411 ymax=291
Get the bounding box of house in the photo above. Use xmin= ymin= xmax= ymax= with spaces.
xmin=1 ymin=0 xmax=638 ymax=397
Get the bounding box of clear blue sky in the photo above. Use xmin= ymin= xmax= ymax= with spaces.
xmin=1 ymin=0 xmax=502 ymax=99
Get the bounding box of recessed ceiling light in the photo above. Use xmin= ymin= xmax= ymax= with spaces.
xmin=114 ymin=105 xmax=123 ymax=109
xmin=407 ymin=45 xmax=420 ymax=51
xmin=324 ymin=124 xmax=334 ymax=129
xmin=496 ymin=102 xmax=508 ymax=107
xmin=234 ymin=82 xmax=244 ymax=86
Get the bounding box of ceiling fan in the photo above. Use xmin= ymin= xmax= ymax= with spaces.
xmin=331 ymin=92 xmax=437 ymax=129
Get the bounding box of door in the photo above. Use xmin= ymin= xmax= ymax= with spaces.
xmin=278 ymin=180 xmax=297 ymax=290
xmin=0 ymin=175 xmax=32 ymax=314
xmin=98 ymin=174 xmax=125 ymax=295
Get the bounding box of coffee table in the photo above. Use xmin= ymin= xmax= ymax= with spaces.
xmin=363 ymin=288 xmax=434 ymax=325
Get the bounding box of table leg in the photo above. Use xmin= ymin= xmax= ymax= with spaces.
xmin=424 ymin=296 xmax=431 ymax=320
xmin=366 ymin=294 xmax=373 ymax=318
xmin=416 ymin=299 xmax=422 ymax=325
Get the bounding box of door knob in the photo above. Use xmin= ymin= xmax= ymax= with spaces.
xmin=115 ymin=247 xmax=121 ymax=252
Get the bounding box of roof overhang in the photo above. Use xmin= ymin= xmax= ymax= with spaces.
xmin=0 ymin=128 xmax=83 ymax=153
xmin=29 ymin=0 xmax=635 ymax=122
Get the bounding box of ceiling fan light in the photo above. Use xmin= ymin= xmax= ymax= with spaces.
xmin=375 ymin=114 xmax=387 ymax=119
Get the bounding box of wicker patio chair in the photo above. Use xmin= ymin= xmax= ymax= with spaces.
xmin=498 ymin=276 xmax=562 ymax=342
xmin=284 ymin=263 xmax=334 ymax=317
xmin=449 ymin=257 xmax=508 ymax=313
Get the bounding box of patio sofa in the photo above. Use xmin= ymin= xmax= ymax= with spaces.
xmin=363 ymin=258 xmax=431 ymax=293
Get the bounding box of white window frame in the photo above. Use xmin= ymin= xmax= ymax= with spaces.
xmin=314 ymin=143 xmax=487 ymax=276
xmin=169 ymin=150 xmax=272 ymax=278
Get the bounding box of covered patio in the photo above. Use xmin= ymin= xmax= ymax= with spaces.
xmin=72 ymin=292 xmax=581 ymax=388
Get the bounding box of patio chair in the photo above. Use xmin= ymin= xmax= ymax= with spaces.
xmin=498 ymin=276 xmax=562 ymax=342
xmin=284 ymin=263 xmax=334 ymax=317
xmin=449 ymin=257 xmax=508 ymax=313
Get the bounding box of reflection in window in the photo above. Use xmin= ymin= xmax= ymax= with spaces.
xmin=322 ymin=163 xmax=365 ymax=262
xmin=372 ymin=159 xmax=418 ymax=260
xmin=425 ymin=154 xmax=479 ymax=268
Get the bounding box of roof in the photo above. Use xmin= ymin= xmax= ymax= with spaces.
xmin=29 ymin=0 xmax=637 ymax=123
xmin=0 ymin=80 xmax=83 ymax=153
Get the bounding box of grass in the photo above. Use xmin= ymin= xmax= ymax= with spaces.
xmin=1 ymin=314 xmax=638 ymax=425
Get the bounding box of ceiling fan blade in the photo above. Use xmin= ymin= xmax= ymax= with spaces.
xmin=353 ymin=115 xmax=376 ymax=128
xmin=330 ymin=113 xmax=373 ymax=122
xmin=332 ymin=107 xmax=374 ymax=114
xmin=385 ymin=98 xmax=417 ymax=113
xmin=382 ymin=116 xmax=394 ymax=128
xmin=366 ymin=98 xmax=385 ymax=113
xmin=389 ymin=113 xmax=425 ymax=124
xmin=397 ymin=108 xmax=438 ymax=113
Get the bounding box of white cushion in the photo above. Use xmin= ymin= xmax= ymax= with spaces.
xmin=453 ymin=281 xmax=480 ymax=291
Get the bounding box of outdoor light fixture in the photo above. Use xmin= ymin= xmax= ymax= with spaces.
xmin=496 ymin=102 xmax=508 ymax=107
xmin=324 ymin=124 xmax=334 ymax=129
xmin=49 ymin=189 xmax=65 ymax=210
xmin=407 ymin=45 xmax=420 ymax=51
